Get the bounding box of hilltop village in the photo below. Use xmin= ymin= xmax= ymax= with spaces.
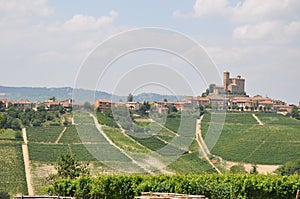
xmin=1 ymin=72 xmax=299 ymax=116
xmin=95 ymin=72 xmax=300 ymax=116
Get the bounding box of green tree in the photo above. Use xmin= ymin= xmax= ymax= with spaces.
xmin=0 ymin=113 xmax=3 ymax=127
xmin=209 ymin=84 xmax=216 ymax=93
xmin=276 ymin=159 xmax=300 ymax=175
xmin=291 ymin=106 xmax=299 ymax=119
xmin=11 ymin=118 xmax=22 ymax=130
xmin=230 ymin=164 xmax=246 ymax=174
xmin=167 ymin=104 xmax=178 ymax=113
xmin=0 ymin=192 xmax=10 ymax=199
xmin=49 ymin=96 xmax=56 ymax=101
xmin=83 ymin=101 xmax=93 ymax=111
xmin=55 ymin=151 xmax=89 ymax=179
xmin=250 ymin=164 xmax=258 ymax=174
xmin=127 ymin=93 xmax=133 ymax=102
xmin=138 ymin=101 xmax=151 ymax=116
xmin=32 ymin=119 xmax=42 ymax=127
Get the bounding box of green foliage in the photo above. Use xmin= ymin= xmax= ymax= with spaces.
xmin=27 ymin=126 xmax=64 ymax=143
xmin=14 ymin=131 xmax=23 ymax=140
xmin=11 ymin=118 xmax=22 ymax=130
xmin=83 ymin=102 xmax=93 ymax=111
xmin=102 ymin=126 xmax=148 ymax=153
xmin=55 ymin=151 xmax=90 ymax=179
xmin=250 ymin=165 xmax=258 ymax=174
xmin=0 ymin=129 xmax=19 ymax=140
xmin=59 ymin=125 xmax=81 ymax=144
xmin=276 ymin=159 xmax=300 ymax=176
xmin=164 ymin=113 xmax=181 ymax=133
xmin=46 ymin=174 xmax=300 ymax=199
xmin=167 ymin=152 xmax=216 ymax=174
xmin=127 ymin=93 xmax=133 ymax=102
xmin=0 ymin=143 xmax=27 ymax=195
xmin=29 ymin=143 xmax=69 ymax=162
xmin=230 ymin=164 xmax=246 ymax=174
xmin=138 ymin=101 xmax=151 ymax=116
xmin=202 ymin=113 xmax=300 ymax=164
xmin=96 ymin=110 xmax=119 ymax=128
xmin=291 ymin=106 xmax=299 ymax=119
xmin=0 ymin=192 xmax=10 ymax=199
xmin=0 ymin=106 xmax=64 ymax=129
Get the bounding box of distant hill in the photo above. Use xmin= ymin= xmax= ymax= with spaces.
xmin=0 ymin=86 xmax=185 ymax=103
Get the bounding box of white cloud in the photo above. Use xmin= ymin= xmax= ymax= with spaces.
xmin=193 ymin=0 xmax=229 ymax=17
xmin=233 ymin=20 xmax=300 ymax=43
xmin=174 ymin=0 xmax=300 ymax=22
xmin=62 ymin=10 xmax=118 ymax=32
xmin=0 ymin=0 xmax=54 ymax=23
xmin=233 ymin=21 xmax=280 ymax=40
xmin=231 ymin=0 xmax=300 ymax=23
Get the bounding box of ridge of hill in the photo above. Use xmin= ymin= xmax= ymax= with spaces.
xmin=0 ymin=86 xmax=185 ymax=103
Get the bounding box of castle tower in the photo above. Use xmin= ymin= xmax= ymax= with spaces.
xmin=223 ymin=71 xmax=230 ymax=91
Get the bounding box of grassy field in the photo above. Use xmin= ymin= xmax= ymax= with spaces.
xmin=58 ymin=125 xmax=81 ymax=144
xmin=27 ymin=126 xmax=64 ymax=143
xmin=167 ymin=152 xmax=216 ymax=174
xmin=102 ymin=126 xmax=149 ymax=153
xmin=202 ymin=112 xmax=300 ymax=164
xmin=0 ymin=142 xmax=27 ymax=196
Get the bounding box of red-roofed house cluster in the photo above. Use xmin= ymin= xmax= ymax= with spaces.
xmin=94 ymin=72 xmax=299 ymax=115
xmin=0 ymin=98 xmax=75 ymax=112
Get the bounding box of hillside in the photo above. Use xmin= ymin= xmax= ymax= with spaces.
xmin=0 ymin=86 xmax=185 ymax=103
xmin=201 ymin=112 xmax=300 ymax=165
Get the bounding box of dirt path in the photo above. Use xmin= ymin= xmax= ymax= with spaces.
xmin=89 ymin=113 xmax=154 ymax=174
xmin=252 ymin=114 xmax=264 ymax=125
xmin=224 ymin=160 xmax=280 ymax=174
xmin=196 ymin=116 xmax=222 ymax=174
xmin=22 ymin=128 xmax=34 ymax=195
xmin=55 ymin=127 xmax=67 ymax=144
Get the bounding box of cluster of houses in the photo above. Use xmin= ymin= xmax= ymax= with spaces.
xmin=0 ymin=98 xmax=75 ymax=112
xmin=94 ymin=95 xmax=299 ymax=115
xmin=94 ymin=72 xmax=300 ymax=116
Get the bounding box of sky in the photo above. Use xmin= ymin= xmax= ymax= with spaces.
xmin=0 ymin=0 xmax=299 ymax=104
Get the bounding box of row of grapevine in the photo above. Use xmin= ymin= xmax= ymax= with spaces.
xmin=46 ymin=174 xmax=300 ymax=199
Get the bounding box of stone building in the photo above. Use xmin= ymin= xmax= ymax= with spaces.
xmin=223 ymin=71 xmax=245 ymax=94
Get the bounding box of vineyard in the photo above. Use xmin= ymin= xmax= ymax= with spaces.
xmin=8 ymin=110 xmax=300 ymax=196
xmin=0 ymin=142 xmax=27 ymax=196
xmin=96 ymin=110 xmax=216 ymax=174
xmin=46 ymin=174 xmax=300 ymax=199
xmin=202 ymin=113 xmax=300 ymax=164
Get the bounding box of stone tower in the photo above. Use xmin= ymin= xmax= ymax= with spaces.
xmin=223 ymin=71 xmax=230 ymax=91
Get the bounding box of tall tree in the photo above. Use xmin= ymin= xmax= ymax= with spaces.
xmin=55 ymin=151 xmax=89 ymax=179
xmin=127 ymin=93 xmax=133 ymax=102
xmin=291 ymin=106 xmax=299 ymax=119
xmin=49 ymin=96 xmax=56 ymax=101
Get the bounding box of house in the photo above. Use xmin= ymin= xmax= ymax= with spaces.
xmin=230 ymin=96 xmax=253 ymax=111
xmin=210 ymin=95 xmax=227 ymax=110
xmin=258 ymin=100 xmax=274 ymax=110
xmin=60 ymin=98 xmax=73 ymax=111
xmin=94 ymin=99 xmax=112 ymax=112
xmin=173 ymin=101 xmax=193 ymax=111
xmin=274 ymin=104 xmax=294 ymax=115
xmin=11 ymin=99 xmax=33 ymax=109
xmin=0 ymin=98 xmax=8 ymax=108
xmin=42 ymin=99 xmax=60 ymax=110
xmin=195 ymin=96 xmax=211 ymax=107
xmin=126 ymin=102 xmax=140 ymax=110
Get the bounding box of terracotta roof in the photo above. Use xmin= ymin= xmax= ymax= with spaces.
xmin=259 ymin=100 xmax=273 ymax=105
xmin=96 ymin=99 xmax=112 ymax=103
